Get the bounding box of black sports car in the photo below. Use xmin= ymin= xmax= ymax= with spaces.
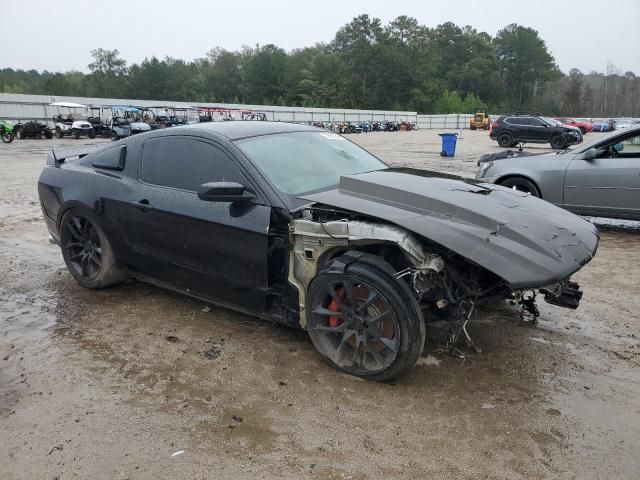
xmin=38 ymin=122 xmax=599 ymax=381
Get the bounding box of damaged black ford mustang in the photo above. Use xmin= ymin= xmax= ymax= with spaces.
xmin=38 ymin=122 xmax=599 ymax=381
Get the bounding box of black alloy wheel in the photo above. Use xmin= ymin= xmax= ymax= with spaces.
xmin=497 ymin=133 xmax=512 ymax=147
xmin=63 ymin=216 xmax=103 ymax=281
xmin=550 ymin=135 xmax=567 ymax=149
xmin=307 ymin=255 xmax=425 ymax=381
xmin=309 ymin=277 xmax=401 ymax=374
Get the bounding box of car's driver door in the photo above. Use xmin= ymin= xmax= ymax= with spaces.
xmin=564 ymin=131 xmax=640 ymax=219
xmin=121 ymin=135 xmax=271 ymax=313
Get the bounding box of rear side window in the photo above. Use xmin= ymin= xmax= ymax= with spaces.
xmin=529 ymin=118 xmax=545 ymax=127
xmin=506 ymin=117 xmax=528 ymax=125
xmin=92 ymin=146 xmax=126 ymax=170
xmin=141 ymin=136 xmax=246 ymax=191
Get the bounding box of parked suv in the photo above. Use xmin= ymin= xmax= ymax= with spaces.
xmin=490 ymin=114 xmax=582 ymax=149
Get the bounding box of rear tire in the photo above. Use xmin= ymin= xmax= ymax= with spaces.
xmin=59 ymin=210 xmax=127 ymax=289
xmin=498 ymin=177 xmax=541 ymax=197
xmin=306 ymin=253 xmax=425 ymax=382
xmin=89 ymin=130 xmax=96 ymax=139
xmin=1 ymin=132 xmax=14 ymax=143
xmin=497 ymin=133 xmax=512 ymax=147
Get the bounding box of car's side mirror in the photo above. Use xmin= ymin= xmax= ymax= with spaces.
xmin=579 ymin=149 xmax=597 ymax=161
xmin=197 ymin=181 xmax=254 ymax=203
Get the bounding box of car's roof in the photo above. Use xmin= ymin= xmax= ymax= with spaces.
xmin=177 ymin=121 xmax=320 ymax=140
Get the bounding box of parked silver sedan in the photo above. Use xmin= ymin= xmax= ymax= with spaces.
xmin=476 ymin=125 xmax=640 ymax=220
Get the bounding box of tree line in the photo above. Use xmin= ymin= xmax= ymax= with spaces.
xmin=1 ymin=15 xmax=638 ymax=117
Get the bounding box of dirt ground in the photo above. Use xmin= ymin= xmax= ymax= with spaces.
xmin=1 ymin=130 xmax=639 ymax=480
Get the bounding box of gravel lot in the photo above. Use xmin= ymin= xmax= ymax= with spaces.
xmin=1 ymin=129 xmax=639 ymax=479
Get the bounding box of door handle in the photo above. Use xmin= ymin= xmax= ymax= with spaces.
xmin=129 ymin=199 xmax=154 ymax=212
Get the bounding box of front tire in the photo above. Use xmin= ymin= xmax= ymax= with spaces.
xmin=498 ymin=177 xmax=541 ymax=197
xmin=307 ymin=253 xmax=425 ymax=381
xmin=59 ymin=210 xmax=127 ymax=289
xmin=550 ymin=135 xmax=567 ymax=149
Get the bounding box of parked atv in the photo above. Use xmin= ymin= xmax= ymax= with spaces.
xmin=14 ymin=120 xmax=53 ymax=139
xmin=0 ymin=120 xmax=15 ymax=143
xmin=50 ymin=102 xmax=95 ymax=139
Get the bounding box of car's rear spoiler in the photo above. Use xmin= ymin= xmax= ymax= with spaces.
xmin=47 ymin=146 xmax=98 ymax=167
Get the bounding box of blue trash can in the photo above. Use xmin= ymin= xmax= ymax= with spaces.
xmin=439 ymin=133 xmax=458 ymax=157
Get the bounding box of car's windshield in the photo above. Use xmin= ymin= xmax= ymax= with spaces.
xmin=572 ymin=126 xmax=640 ymax=153
xmin=541 ymin=117 xmax=560 ymax=127
xmin=235 ymin=131 xmax=387 ymax=196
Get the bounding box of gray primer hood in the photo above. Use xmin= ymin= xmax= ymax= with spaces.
xmin=301 ymin=168 xmax=599 ymax=289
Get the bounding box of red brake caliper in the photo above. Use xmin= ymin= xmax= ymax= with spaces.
xmin=328 ymin=287 xmax=345 ymax=328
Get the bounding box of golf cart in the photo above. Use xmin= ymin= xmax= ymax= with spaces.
xmin=0 ymin=120 xmax=15 ymax=143
xmin=50 ymin=102 xmax=95 ymax=139
xmin=242 ymin=111 xmax=268 ymax=121
xmin=14 ymin=120 xmax=53 ymax=139
xmin=87 ymin=106 xmax=112 ymax=138
xmin=198 ymin=107 xmax=226 ymax=122
xmin=148 ymin=106 xmax=177 ymax=128
xmin=109 ymin=106 xmax=151 ymax=141
xmin=173 ymin=107 xmax=200 ymax=125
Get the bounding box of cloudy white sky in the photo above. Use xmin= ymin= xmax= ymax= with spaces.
xmin=2 ymin=0 xmax=638 ymax=74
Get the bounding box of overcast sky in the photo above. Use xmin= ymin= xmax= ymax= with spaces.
xmin=2 ymin=0 xmax=638 ymax=75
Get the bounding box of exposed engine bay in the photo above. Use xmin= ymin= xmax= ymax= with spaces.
xmin=289 ymin=206 xmax=583 ymax=351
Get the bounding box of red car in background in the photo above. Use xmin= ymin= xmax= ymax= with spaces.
xmin=554 ymin=117 xmax=593 ymax=134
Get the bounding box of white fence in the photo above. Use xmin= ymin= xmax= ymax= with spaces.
xmin=416 ymin=114 xmax=476 ymax=130
xmin=0 ymin=92 xmax=493 ymax=129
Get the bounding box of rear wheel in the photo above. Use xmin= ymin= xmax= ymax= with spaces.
xmin=88 ymin=130 xmax=96 ymax=139
xmin=499 ymin=177 xmax=541 ymax=197
xmin=307 ymin=254 xmax=425 ymax=381
xmin=497 ymin=133 xmax=512 ymax=147
xmin=550 ymin=135 xmax=567 ymax=149
xmin=60 ymin=211 xmax=126 ymax=289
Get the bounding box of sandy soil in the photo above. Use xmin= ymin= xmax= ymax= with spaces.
xmin=1 ymin=130 xmax=639 ymax=479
